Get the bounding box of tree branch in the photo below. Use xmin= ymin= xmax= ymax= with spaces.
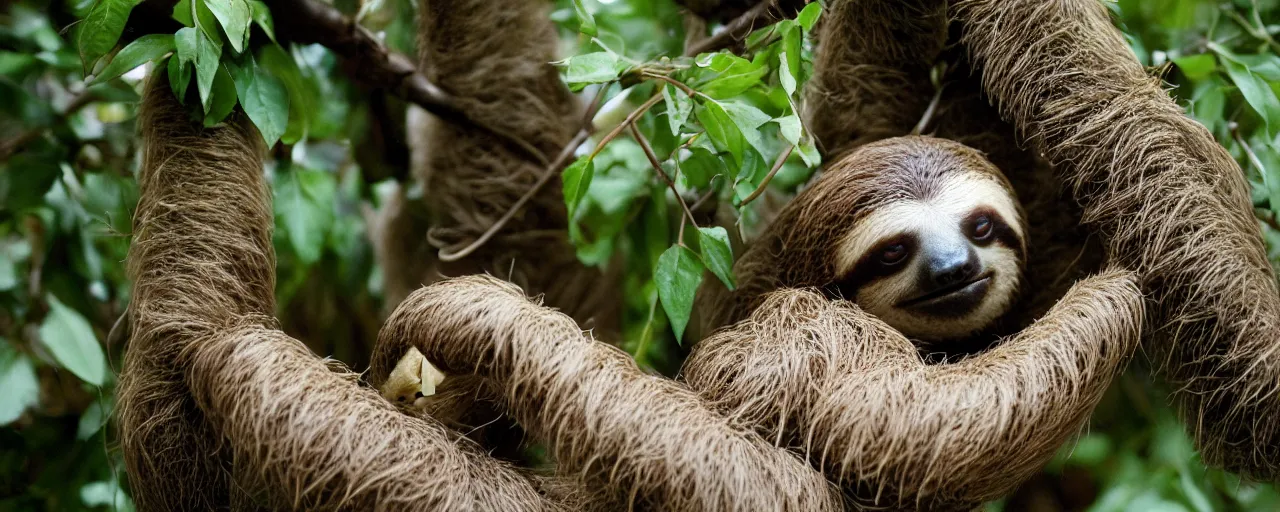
xmin=739 ymin=144 xmax=793 ymax=206
xmin=683 ymin=0 xmax=805 ymax=56
xmin=630 ymin=123 xmax=698 ymax=236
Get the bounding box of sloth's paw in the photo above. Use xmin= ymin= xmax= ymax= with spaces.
xmin=380 ymin=346 xmax=447 ymax=410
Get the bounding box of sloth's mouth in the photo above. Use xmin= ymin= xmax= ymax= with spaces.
xmin=898 ymin=273 xmax=993 ymax=316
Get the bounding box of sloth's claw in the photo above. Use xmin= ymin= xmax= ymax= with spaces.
xmin=380 ymin=346 xmax=446 ymax=409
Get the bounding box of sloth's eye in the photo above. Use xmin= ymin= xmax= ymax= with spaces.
xmin=879 ymin=243 xmax=908 ymax=265
xmin=971 ymin=216 xmax=993 ymax=240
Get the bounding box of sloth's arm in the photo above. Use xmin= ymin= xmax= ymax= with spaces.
xmin=684 ymin=269 xmax=1142 ymax=509
xmin=953 ymin=0 xmax=1280 ymax=479
xmin=804 ymin=0 xmax=947 ymax=154
xmin=121 ymin=74 xmax=559 ymax=511
xmin=371 ymin=275 xmax=845 ymax=512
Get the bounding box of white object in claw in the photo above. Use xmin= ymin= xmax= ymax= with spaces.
xmin=381 ymin=346 xmax=447 ymax=409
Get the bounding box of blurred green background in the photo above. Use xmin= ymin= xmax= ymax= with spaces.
xmin=2 ymin=0 xmax=1280 ymax=510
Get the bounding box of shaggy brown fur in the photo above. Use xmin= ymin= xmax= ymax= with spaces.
xmin=684 ymin=268 xmax=1142 ymax=509
xmin=375 ymin=0 xmax=616 ymax=331
xmin=119 ymin=75 xmax=560 ymax=511
xmin=803 ymin=0 xmax=947 ymax=156
xmin=954 ymin=0 xmax=1280 ymax=479
xmin=371 ymin=275 xmax=845 ymax=511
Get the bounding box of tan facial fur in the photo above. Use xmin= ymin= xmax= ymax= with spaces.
xmin=834 ymin=172 xmax=1025 ymax=341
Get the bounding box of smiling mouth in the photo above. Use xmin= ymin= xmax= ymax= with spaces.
xmin=897 ymin=274 xmax=993 ymax=309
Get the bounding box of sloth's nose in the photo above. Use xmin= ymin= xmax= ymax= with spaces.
xmin=926 ymin=247 xmax=979 ymax=289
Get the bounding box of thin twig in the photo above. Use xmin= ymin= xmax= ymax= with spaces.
xmin=438 ymin=87 xmax=616 ymax=262
xmin=642 ymin=72 xmax=699 ymax=98
xmin=684 ymin=0 xmax=788 ymax=57
xmin=912 ymin=84 xmax=947 ymax=136
xmin=690 ymin=176 xmax=722 ymax=212
xmin=739 ymin=144 xmax=794 ymax=206
xmin=589 ymin=94 xmax=665 ymax=160
xmin=630 ymin=124 xmax=698 ymax=235
xmin=1232 ymin=123 xmax=1267 ymax=177
xmin=438 ymin=128 xmax=591 ymax=262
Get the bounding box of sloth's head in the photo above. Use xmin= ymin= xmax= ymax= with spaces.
xmin=816 ymin=137 xmax=1027 ymax=342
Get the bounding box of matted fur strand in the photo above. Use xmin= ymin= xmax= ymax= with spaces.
xmin=955 ymin=0 xmax=1280 ymax=480
xmin=118 ymin=74 xmax=560 ymax=511
xmin=684 ymin=268 xmax=1143 ymax=510
xmin=371 ymin=275 xmax=846 ymax=512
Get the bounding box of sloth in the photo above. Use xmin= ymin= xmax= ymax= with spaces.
xmin=695 ymin=135 xmax=1031 ymax=350
xmin=826 ymin=136 xmax=1027 ymax=342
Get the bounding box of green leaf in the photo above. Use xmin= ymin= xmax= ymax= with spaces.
xmin=247 ymin=0 xmax=276 ymax=43
xmin=571 ymin=0 xmax=597 ymax=37
xmin=1215 ymin=48 xmax=1280 ymax=140
xmin=0 ymin=52 xmax=38 ymax=76
xmin=194 ymin=0 xmax=222 ymax=41
xmin=698 ymin=53 xmax=768 ymax=99
xmin=779 ymin=51 xmax=798 ymax=98
xmin=556 ymin=52 xmax=621 ymax=91
xmin=732 ymin=148 xmax=768 ymax=204
xmin=1236 ymin=53 xmax=1280 ymax=82
xmin=721 ymin=100 xmax=772 ymax=157
xmin=797 ymin=135 xmax=821 ymax=167
xmin=203 ymin=64 xmax=238 ymax=127
xmin=696 ymin=99 xmax=746 ymax=167
xmin=274 ymin=167 xmax=336 ymax=264
xmin=0 ymin=153 xmax=62 ymax=212
xmin=796 ymin=2 xmax=822 ymax=31
xmin=93 ymin=34 xmax=174 ymax=85
xmin=176 ymin=26 xmax=222 ymax=112
xmin=562 ymin=155 xmax=595 ymax=218
xmin=0 ymin=342 xmax=39 ymax=425
xmin=204 ymin=0 xmax=252 ymax=53
xmin=0 ymin=256 xmax=16 ymax=291
xmin=38 ymin=294 xmax=107 ymax=386
xmin=77 ymin=399 xmax=109 ymax=439
xmin=167 ymin=54 xmax=191 ymax=101
xmin=76 ymin=0 xmax=143 ymax=73
xmin=655 ymin=245 xmax=704 ymax=343
xmin=775 ymin=114 xmax=801 ymax=145
xmin=779 ymin=23 xmax=802 ymax=97
xmin=1180 ymin=471 xmax=1214 ymax=512
xmin=173 ymin=0 xmax=193 ymax=26
xmin=697 ymin=226 xmax=735 ymax=290
xmin=232 ymin=56 xmax=289 ymax=146
xmin=681 ymin=146 xmax=726 ymax=189
xmin=643 ymin=191 xmax=669 ymax=267
xmin=80 ymin=481 xmax=131 ymax=510
xmin=1172 ymin=53 xmax=1216 ymax=81
xmin=258 ymin=44 xmax=308 ymax=143
xmin=662 ymin=83 xmax=693 ymax=136
xmin=1189 ymin=79 xmax=1225 ymax=133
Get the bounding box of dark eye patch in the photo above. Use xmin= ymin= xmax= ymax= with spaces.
xmin=961 ymin=207 xmax=1023 ymax=260
xmin=826 ymin=233 xmax=919 ymax=299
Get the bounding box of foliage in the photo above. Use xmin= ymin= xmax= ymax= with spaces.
xmin=0 ymin=0 xmax=1278 ymax=509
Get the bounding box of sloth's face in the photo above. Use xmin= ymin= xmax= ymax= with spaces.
xmin=831 ymin=171 xmax=1025 ymax=342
